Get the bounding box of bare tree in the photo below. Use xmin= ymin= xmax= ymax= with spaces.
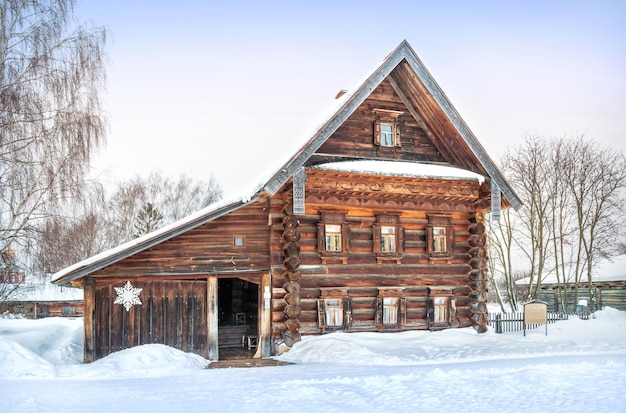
xmin=106 ymin=172 xmax=223 ymax=244
xmin=0 ymin=0 xmax=107 ymax=281
xmin=563 ymin=138 xmax=626 ymax=309
xmin=489 ymin=135 xmax=626 ymax=312
xmin=498 ymin=135 xmax=556 ymax=301
xmin=31 ymin=172 xmax=223 ymax=275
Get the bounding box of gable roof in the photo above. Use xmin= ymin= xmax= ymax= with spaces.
xmin=52 ymin=40 xmax=520 ymax=287
xmin=263 ymin=40 xmax=522 ymax=210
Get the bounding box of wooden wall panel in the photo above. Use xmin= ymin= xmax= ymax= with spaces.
xmin=96 ymin=202 xmax=270 ymax=278
xmin=316 ymin=79 xmax=447 ymax=164
xmin=94 ymin=279 xmax=208 ymax=361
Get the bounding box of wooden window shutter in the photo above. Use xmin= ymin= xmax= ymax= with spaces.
xmin=342 ymin=223 xmax=350 ymax=252
xmin=427 ymin=296 xmax=434 ymax=325
xmin=374 ymin=120 xmax=381 ymax=145
xmin=317 ymin=298 xmax=327 ymax=332
xmin=426 ymin=226 xmax=434 ymax=254
xmin=399 ymin=297 xmax=407 ymax=326
xmin=317 ymin=223 xmax=325 ymax=252
xmin=375 ymin=296 xmax=383 ymax=327
xmin=344 ymin=297 xmax=353 ymax=329
xmin=448 ymin=297 xmax=457 ymax=325
xmin=394 ymin=122 xmax=401 ymax=147
xmin=397 ymin=226 xmax=405 ymax=254
xmin=373 ymin=224 xmax=382 ymax=253
xmin=447 ymin=225 xmax=455 ymax=254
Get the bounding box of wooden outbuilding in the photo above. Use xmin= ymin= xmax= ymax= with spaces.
xmin=52 ymin=40 xmax=522 ymax=363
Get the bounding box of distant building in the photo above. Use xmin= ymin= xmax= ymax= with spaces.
xmin=523 ymin=256 xmax=626 ymax=312
xmin=1 ymin=280 xmax=83 ymax=319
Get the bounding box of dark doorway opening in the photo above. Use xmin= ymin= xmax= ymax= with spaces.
xmin=217 ymin=278 xmax=259 ymax=360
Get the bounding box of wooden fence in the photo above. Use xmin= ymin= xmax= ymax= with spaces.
xmin=487 ymin=311 xmax=573 ymax=334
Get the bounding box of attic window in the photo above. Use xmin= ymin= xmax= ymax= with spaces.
xmin=373 ymin=108 xmax=403 ymax=148
xmin=234 ymin=236 xmax=245 ymax=247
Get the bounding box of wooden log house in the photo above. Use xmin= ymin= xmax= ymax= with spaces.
xmin=52 ymin=41 xmax=522 ymax=363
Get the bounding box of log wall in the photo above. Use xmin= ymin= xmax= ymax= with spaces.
xmin=270 ymin=168 xmax=488 ymax=341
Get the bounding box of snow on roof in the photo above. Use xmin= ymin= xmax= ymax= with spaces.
xmin=313 ymin=160 xmax=485 ymax=181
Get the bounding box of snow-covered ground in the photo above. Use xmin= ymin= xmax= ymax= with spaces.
xmin=1 ymin=309 xmax=625 ymax=413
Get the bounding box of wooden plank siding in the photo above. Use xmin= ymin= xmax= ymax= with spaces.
xmin=91 ymin=202 xmax=271 ymax=278
xmin=314 ymin=79 xmax=447 ymax=165
xmin=86 ymin=202 xmax=271 ymax=360
xmin=94 ymin=279 xmax=208 ymax=359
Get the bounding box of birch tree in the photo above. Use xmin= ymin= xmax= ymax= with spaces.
xmin=0 ymin=0 xmax=107 ymax=275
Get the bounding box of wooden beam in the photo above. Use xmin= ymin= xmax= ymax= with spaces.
xmin=207 ymin=276 xmax=218 ymax=361
xmin=83 ymin=276 xmax=96 ymax=363
xmin=259 ymin=272 xmax=272 ymax=358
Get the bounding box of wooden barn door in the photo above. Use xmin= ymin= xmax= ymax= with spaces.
xmin=94 ymin=279 xmax=208 ymax=360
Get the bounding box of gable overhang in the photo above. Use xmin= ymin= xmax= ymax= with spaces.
xmin=262 ymin=40 xmax=522 ymax=211
xmin=51 ymin=197 xmax=260 ymax=287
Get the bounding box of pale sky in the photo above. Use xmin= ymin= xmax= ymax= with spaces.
xmin=78 ymin=1 xmax=626 ymax=198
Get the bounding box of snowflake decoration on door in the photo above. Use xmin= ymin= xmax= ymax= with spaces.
xmin=114 ymin=281 xmax=142 ymax=311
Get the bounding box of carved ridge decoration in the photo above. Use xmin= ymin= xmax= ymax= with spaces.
xmin=307 ymin=193 xmax=473 ymax=213
xmin=307 ymin=174 xmax=478 ymax=201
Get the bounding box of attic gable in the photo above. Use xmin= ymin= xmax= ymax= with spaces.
xmin=262 ymin=40 xmax=522 ymax=211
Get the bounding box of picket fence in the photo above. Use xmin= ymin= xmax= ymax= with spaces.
xmin=487 ymin=311 xmax=572 ymax=334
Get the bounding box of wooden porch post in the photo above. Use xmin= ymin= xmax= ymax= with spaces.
xmin=259 ymin=272 xmax=272 ymax=358
xmin=83 ymin=276 xmax=96 ymax=363
xmin=207 ymin=276 xmax=219 ymax=361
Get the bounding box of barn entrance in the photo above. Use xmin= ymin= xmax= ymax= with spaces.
xmin=217 ymin=277 xmax=259 ymax=360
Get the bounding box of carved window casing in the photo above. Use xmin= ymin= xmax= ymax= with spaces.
xmin=427 ymin=287 xmax=459 ymax=329
xmin=373 ymin=108 xmax=403 ymax=148
xmin=373 ymin=213 xmax=404 ymax=264
xmin=426 ymin=215 xmax=455 ymax=259
xmin=375 ymin=287 xmax=406 ymax=330
xmin=317 ymin=288 xmax=351 ymax=333
xmin=317 ymin=211 xmax=349 ymax=264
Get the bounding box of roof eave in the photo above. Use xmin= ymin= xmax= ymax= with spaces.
xmin=51 ymin=197 xmax=260 ymax=287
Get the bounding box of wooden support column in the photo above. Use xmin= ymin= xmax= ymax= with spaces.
xmin=259 ymin=272 xmax=272 ymax=358
xmin=207 ymin=275 xmax=219 ymax=361
xmin=468 ymin=203 xmax=489 ymax=333
xmin=282 ymin=195 xmax=302 ymax=347
xmin=83 ymin=276 xmax=96 ymax=363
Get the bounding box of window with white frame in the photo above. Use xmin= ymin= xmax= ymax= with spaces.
xmin=373 ymin=108 xmax=403 ymax=148
xmin=325 ymin=224 xmax=342 ymax=252
xmin=380 ymin=123 xmax=394 ymax=147
xmin=381 ymin=226 xmax=396 ymax=253
xmin=382 ymin=297 xmax=398 ymax=324
xmin=432 ymin=227 xmax=446 ymax=253
xmin=325 ymin=298 xmax=344 ymax=327
xmin=433 ymin=297 xmax=447 ymax=323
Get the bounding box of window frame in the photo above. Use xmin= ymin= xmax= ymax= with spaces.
xmin=380 ymin=225 xmax=396 ymax=253
xmin=373 ymin=108 xmax=403 ymax=148
xmin=382 ymin=297 xmax=399 ymax=324
xmin=426 ymin=215 xmax=455 ymax=258
xmin=324 ymin=224 xmax=342 ymax=252
xmin=427 ymin=287 xmax=459 ymax=329
xmin=375 ymin=287 xmax=406 ymax=330
xmin=317 ymin=211 xmax=349 ymax=264
xmin=373 ymin=213 xmax=403 ymax=263
xmin=317 ymin=288 xmax=351 ymax=333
